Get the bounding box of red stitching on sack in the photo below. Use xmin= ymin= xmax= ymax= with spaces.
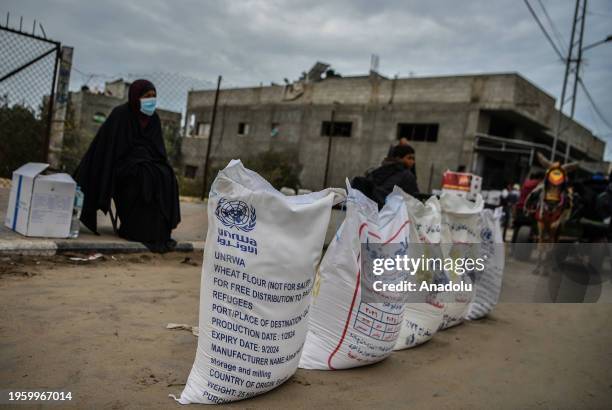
xmin=326 ymin=220 xmax=410 ymax=370
xmin=385 ymin=221 xmax=410 ymax=244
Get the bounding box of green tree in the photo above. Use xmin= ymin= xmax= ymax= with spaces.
xmin=162 ymin=121 xmax=182 ymax=168
xmin=0 ymin=97 xmax=45 ymax=178
xmin=59 ymin=105 xmax=92 ymax=174
xmin=243 ymin=150 xmax=302 ymax=190
xmin=177 ymin=151 xmax=302 ymax=199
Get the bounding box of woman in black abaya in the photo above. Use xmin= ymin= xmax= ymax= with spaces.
xmin=74 ymin=79 xmax=181 ymax=253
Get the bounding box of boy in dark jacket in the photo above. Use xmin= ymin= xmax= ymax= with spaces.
xmin=353 ymin=144 xmax=419 ymax=209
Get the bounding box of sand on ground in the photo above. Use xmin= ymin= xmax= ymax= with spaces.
xmin=1 ymin=252 xmax=611 ymax=409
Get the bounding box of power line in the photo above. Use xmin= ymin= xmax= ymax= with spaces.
xmin=524 ymin=0 xmax=565 ymax=61
xmin=581 ymin=76 xmax=612 ymax=139
xmin=587 ymin=10 xmax=612 ymax=18
xmin=578 ymin=77 xmax=612 ymax=131
xmin=550 ymin=0 xmax=582 ymax=161
xmin=584 ymin=91 xmax=608 ymax=137
xmin=536 ymin=0 xmax=568 ymax=56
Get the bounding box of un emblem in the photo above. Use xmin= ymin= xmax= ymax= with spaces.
xmin=480 ymin=228 xmax=492 ymax=242
xmin=215 ymin=198 xmax=257 ymax=232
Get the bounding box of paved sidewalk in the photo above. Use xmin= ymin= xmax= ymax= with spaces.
xmin=1 ymin=186 xmax=344 ymax=255
xmin=0 ymin=187 xmax=207 ymax=255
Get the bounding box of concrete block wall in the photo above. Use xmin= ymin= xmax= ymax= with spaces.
xmin=181 ymin=104 xmax=305 ymax=179
xmin=512 ymin=75 xmax=556 ymax=125
xmin=182 ymin=71 xmax=606 ymax=191
xmin=182 ymin=101 xmax=473 ymax=191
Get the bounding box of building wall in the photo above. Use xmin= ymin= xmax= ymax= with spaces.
xmin=183 ymin=101 xmax=474 ymax=190
xmin=511 ymin=75 xmax=556 ymax=125
xmin=549 ymin=110 xmax=606 ymax=160
xmin=70 ymin=92 xmax=123 ymax=139
xmin=184 ymin=72 xmax=606 ymax=191
xmin=68 ymin=90 xmax=181 ymax=142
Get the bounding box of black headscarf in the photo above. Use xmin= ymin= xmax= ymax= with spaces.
xmin=128 ymin=79 xmax=155 ymax=129
xmin=73 ymin=79 xmax=178 ymax=235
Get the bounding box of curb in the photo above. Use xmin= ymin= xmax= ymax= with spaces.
xmin=0 ymin=240 xmax=58 ymax=256
xmin=0 ymin=239 xmax=205 ymax=256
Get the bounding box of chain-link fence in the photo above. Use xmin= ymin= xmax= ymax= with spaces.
xmin=0 ymin=22 xmax=60 ymax=177
xmin=58 ymin=70 xmax=217 ymax=178
xmin=73 ymin=70 xmax=216 ymax=125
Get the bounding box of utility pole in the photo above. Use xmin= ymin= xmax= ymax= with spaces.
xmin=564 ymin=0 xmax=587 ymax=163
xmin=201 ymin=75 xmax=222 ymax=199
xmin=527 ymin=0 xmax=611 ymax=164
xmin=323 ymin=108 xmax=335 ymax=188
xmin=550 ymin=0 xmax=582 ymax=162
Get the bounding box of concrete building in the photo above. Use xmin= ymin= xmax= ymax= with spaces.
xmin=182 ymin=63 xmax=607 ymax=191
xmin=68 ymin=79 xmax=181 ymax=144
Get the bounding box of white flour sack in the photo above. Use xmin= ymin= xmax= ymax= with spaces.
xmin=393 ymin=192 xmax=445 ymax=350
xmin=465 ymin=207 xmax=505 ymax=320
xmin=174 ymin=160 xmax=344 ymax=404
xmin=299 ymin=182 xmax=411 ymax=370
xmin=438 ymin=192 xmax=484 ymax=330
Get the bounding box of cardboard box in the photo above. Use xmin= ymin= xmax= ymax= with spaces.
xmin=4 ymin=163 xmax=76 ymax=238
xmin=441 ymin=170 xmax=482 ymax=201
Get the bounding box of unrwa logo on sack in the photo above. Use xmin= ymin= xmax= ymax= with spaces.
xmin=215 ymin=198 xmax=257 ymax=232
xmin=480 ymin=228 xmax=492 ymax=242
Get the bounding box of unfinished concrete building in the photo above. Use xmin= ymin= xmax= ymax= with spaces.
xmin=182 ymin=63 xmax=607 ymax=191
xmin=68 ymin=79 xmax=181 ymax=143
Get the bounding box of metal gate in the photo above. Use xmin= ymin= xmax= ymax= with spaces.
xmin=0 ymin=19 xmax=61 ymax=175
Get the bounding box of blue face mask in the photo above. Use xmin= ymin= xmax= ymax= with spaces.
xmin=140 ymin=97 xmax=156 ymax=116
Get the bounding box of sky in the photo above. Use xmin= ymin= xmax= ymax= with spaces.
xmin=2 ymin=0 xmax=612 ymax=156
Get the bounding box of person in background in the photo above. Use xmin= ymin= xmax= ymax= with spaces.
xmin=596 ymin=171 xmax=612 ymax=229
xmin=364 ymin=144 xmax=419 ymax=209
xmin=386 ymin=137 xmax=410 ymax=157
xmin=511 ymin=183 xmax=521 ymax=201
xmin=74 ymin=79 xmax=181 ymax=253
xmin=501 ymin=183 xmax=520 ymax=240
xmin=519 ymin=172 xmax=544 ymax=207
xmin=575 ymin=172 xmax=608 ymax=218
xmin=511 ymin=171 xmax=544 ymax=243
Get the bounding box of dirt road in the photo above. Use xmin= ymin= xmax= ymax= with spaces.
xmin=1 ymin=253 xmax=611 ymax=409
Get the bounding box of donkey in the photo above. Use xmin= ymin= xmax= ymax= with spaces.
xmin=525 ymin=152 xmax=578 ymax=274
